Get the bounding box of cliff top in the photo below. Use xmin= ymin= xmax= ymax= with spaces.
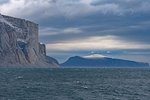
xmin=0 ymin=13 xmax=38 ymax=26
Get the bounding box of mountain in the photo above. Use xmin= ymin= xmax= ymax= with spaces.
xmin=0 ymin=14 xmax=59 ymax=67
xmin=61 ymin=56 xmax=149 ymax=68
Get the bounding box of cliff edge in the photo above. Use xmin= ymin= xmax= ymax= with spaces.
xmin=0 ymin=14 xmax=59 ymax=67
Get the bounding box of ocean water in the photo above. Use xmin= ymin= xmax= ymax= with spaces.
xmin=0 ymin=68 xmax=150 ymax=100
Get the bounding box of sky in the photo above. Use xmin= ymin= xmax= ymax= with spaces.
xmin=0 ymin=0 xmax=150 ymax=63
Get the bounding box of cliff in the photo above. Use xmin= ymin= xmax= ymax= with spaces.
xmin=61 ymin=56 xmax=149 ymax=68
xmin=0 ymin=14 xmax=59 ymax=67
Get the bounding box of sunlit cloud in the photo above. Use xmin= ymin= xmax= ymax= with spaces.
xmin=39 ymin=27 xmax=82 ymax=36
xmin=46 ymin=36 xmax=150 ymax=51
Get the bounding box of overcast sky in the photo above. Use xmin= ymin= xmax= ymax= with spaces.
xmin=0 ymin=0 xmax=150 ymax=63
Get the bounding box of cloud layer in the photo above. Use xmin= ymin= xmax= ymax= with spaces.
xmin=1 ymin=0 xmax=150 ymax=63
xmin=1 ymin=0 xmax=150 ymax=18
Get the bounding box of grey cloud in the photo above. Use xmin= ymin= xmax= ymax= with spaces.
xmin=2 ymin=0 xmax=150 ymax=21
xmin=39 ymin=12 xmax=150 ymax=45
xmin=89 ymin=0 xmax=150 ymax=17
xmin=0 ymin=0 xmax=9 ymax=4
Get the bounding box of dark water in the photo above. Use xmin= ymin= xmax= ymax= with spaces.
xmin=0 ymin=68 xmax=150 ymax=100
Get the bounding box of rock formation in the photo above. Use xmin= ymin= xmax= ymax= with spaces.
xmin=0 ymin=14 xmax=59 ymax=67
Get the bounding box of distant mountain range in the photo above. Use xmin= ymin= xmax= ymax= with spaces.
xmin=61 ymin=56 xmax=149 ymax=68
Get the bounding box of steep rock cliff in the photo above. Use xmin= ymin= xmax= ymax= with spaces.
xmin=0 ymin=14 xmax=59 ymax=67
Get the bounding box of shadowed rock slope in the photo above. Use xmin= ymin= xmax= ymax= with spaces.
xmin=0 ymin=14 xmax=59 ymax=67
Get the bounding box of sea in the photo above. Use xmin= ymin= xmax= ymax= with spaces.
xmin=0 ymin=68 xmax=150 ymax=100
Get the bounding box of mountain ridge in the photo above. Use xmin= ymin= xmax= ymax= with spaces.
xmin=61 ymin=56 xmax=149 ymax=68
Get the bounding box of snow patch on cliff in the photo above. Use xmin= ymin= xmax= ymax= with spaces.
xmin=17 ymin=38 xmax=27 ymax=44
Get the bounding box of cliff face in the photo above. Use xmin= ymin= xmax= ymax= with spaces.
xmin=0 ymin=14 xmax=59 ymax=67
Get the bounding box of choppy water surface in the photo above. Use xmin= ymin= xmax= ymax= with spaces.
xmin=0 ymin=68 xmax=150 ymax=100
